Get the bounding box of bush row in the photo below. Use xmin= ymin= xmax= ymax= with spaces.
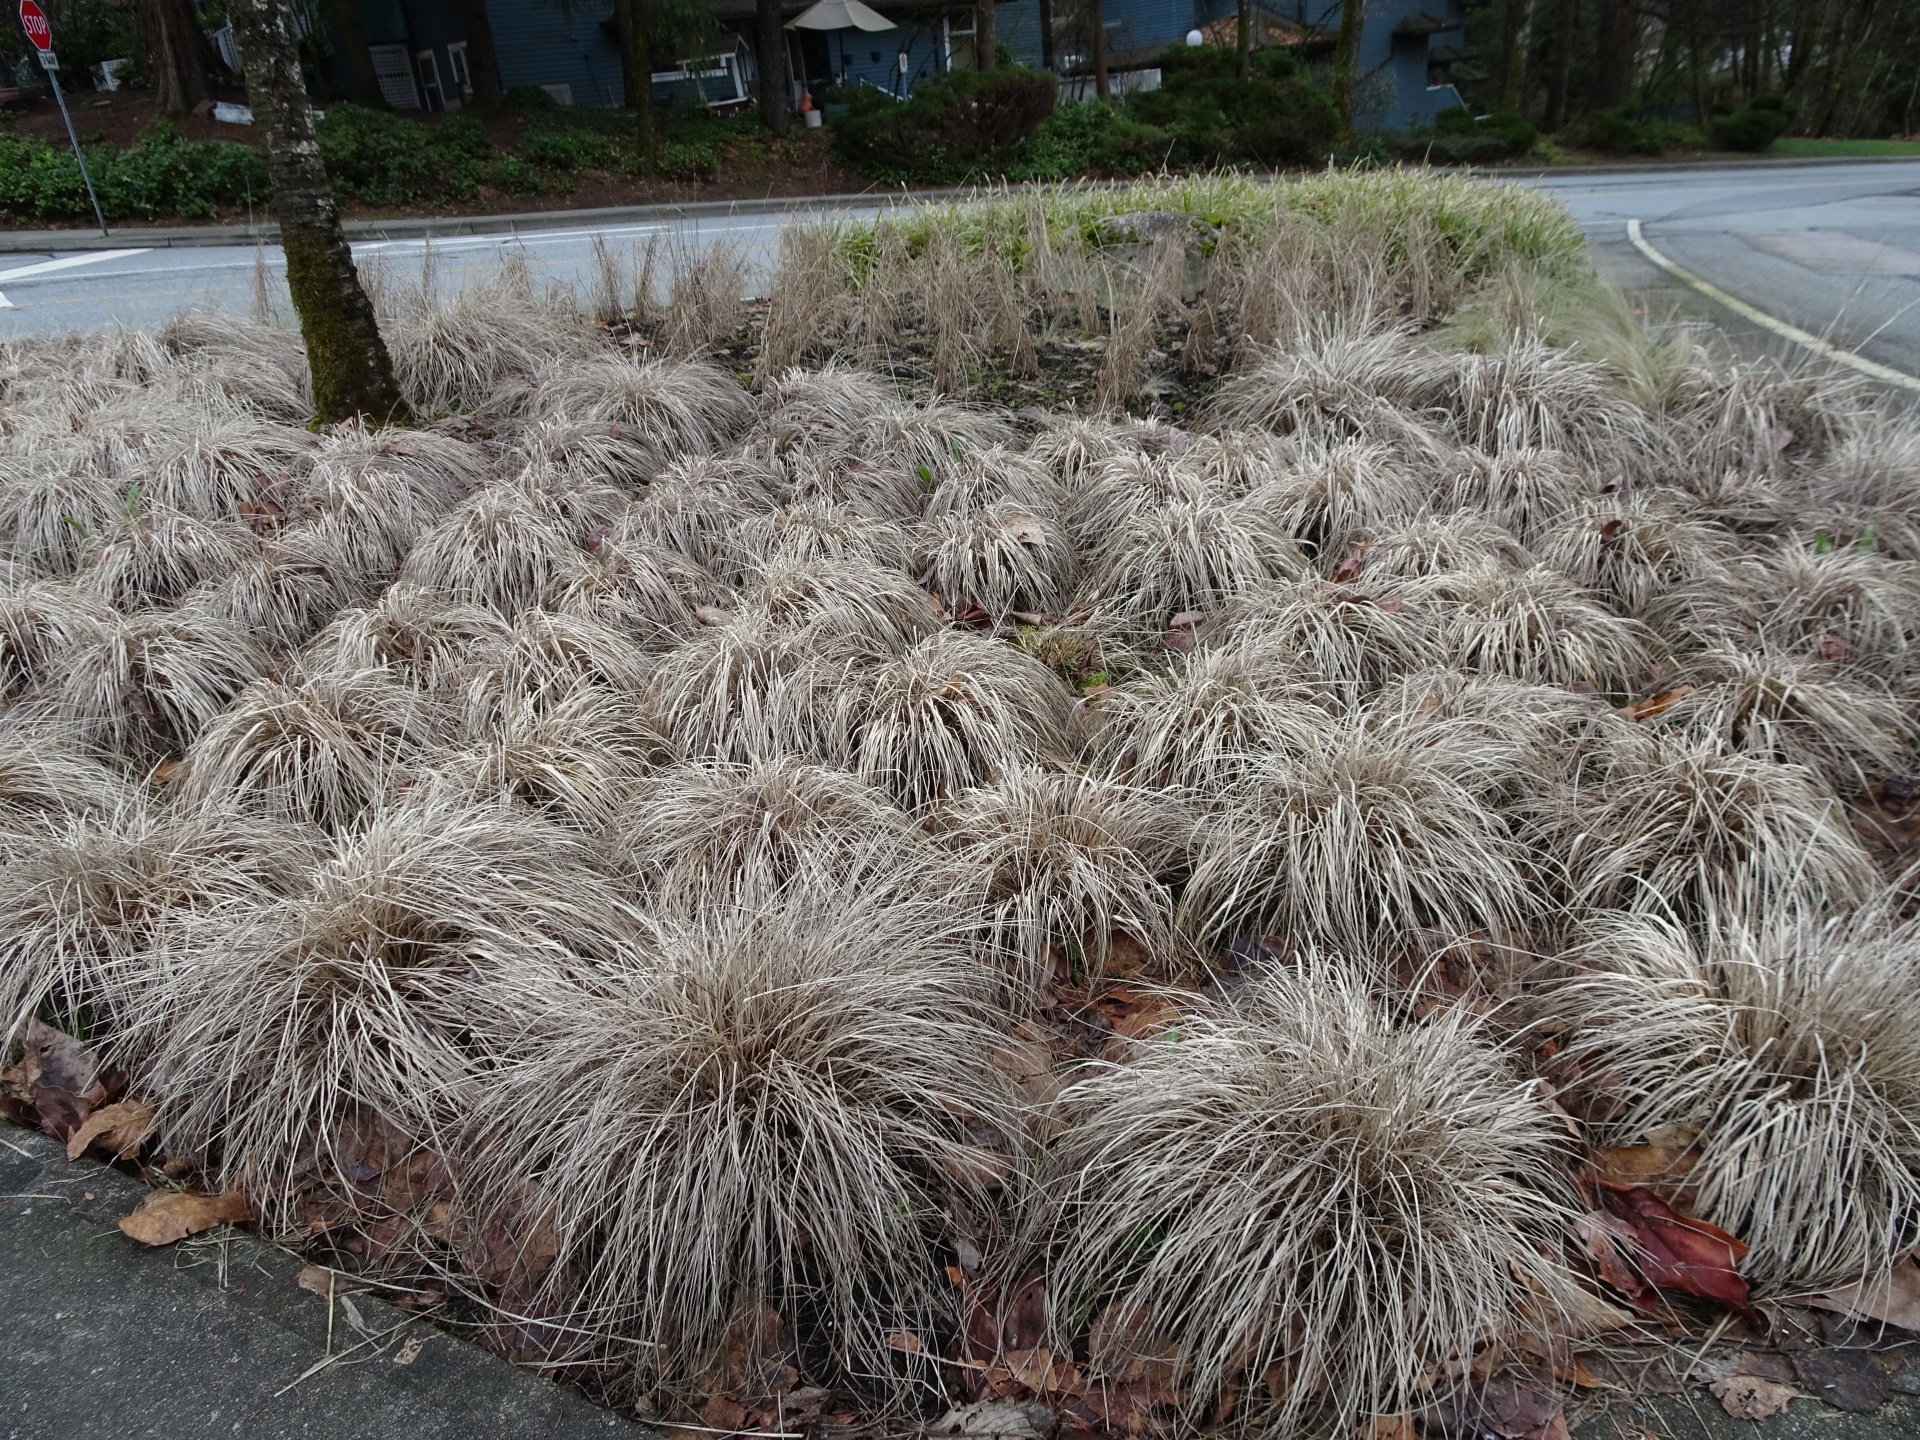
xmin=830 ymin=46 xmax=1339 ymax=184
xmin=0 ymin=94 xmax=737 ymax=222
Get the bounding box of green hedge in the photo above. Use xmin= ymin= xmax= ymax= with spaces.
xmin=829 ymin=67 xmax=1058 ymax=184
xmin=0 ymin=122 xmax=269 ymax=220
xmin=1399 ymin=107 xmax=1536 ymax=164
xmin=315 ymin=104 xmax=494 ymax=206
xmin=1709 ymin=94 xmax=1796 ymax=151
xmin=1127 ymin=44 xmax=1339 ymax=167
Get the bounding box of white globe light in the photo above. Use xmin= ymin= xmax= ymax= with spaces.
xmin=1185 ymin=28 xmax=1204 ymax=45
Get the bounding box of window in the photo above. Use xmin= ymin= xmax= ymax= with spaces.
xmin=446 ymin=41 xmax=471 ymax=100
xmin=416 ymin=49 xmax=444 ymax=111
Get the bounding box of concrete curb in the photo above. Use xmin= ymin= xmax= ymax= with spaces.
xmin=0 ymin=1124 xmax=646 ymax=1439
xmin=1 ymin=152 xmax=1915 ymax=253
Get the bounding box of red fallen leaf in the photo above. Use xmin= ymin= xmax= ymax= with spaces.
xmin=1597 ymin=518 xmax=1625 ymax=543
xmin=1166 ymin=610 xmax=1206 ymax=630
xmin=1159 ymin=627 xmax=1197 ymax=652
xmin=1820 ymin=632 xmax=1853 ymax=663
xmin=1590 ymin=1179 xmax=1757 ymax=1318
xmin=65 ymin=1098 xmax=156 ymax=1161
xmin=1330 ymin=544 xmax=1367 ymax=583
xmin=118 ymin=1188 xmax=250 ymax=1245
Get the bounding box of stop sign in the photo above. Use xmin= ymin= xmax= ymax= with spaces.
xmin=18 ymin=0 xmax=50 ymax=51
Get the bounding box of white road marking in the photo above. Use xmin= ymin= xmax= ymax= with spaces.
xmin=0 ymin=247 xmax=151 ymax=308
xmin=1627 ymin=217 xmax=1920 ymax=394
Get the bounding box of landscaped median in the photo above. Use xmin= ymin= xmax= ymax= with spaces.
xmin=7 ymin=171 xmax=1920 ymax=1440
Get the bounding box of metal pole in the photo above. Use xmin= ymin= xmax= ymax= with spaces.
xmin=45 ymin=63 xmax=108 ymax=238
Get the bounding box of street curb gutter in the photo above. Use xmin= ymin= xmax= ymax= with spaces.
xmin=0 ymin=1124 xmax=646 ymax=1439
xmin=0 ymin=152 xmax=1915 ymax=253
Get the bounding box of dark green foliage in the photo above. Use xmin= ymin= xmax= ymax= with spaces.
xmin=520 ymin=126 xmax=619 ymax=173
xmin=0 ymin=0 xmax=139 ymax=81
xmin=1126 ymin=44 xmax=1339 ymax=167
xmin=829 ymin=68 xmax=1058 ymax=183
xmin=1569 ymin=106 xmax=1697 ymax=155
xmin=1709 ymin=94 xmax=1796 ymax=151
xmin=315 ymin=105 xmax=492 ymax=206
xmin=1007 ymin=101 xmax=1165 ymax=180
xmin=0 ymin=123 xmax=266 ymax=219
xmin=1400 ymin=107 xmax=1536 ymax=163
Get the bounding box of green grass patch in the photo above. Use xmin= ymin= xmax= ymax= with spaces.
xmin=837 ymin=170 xmax=1585 ymax=286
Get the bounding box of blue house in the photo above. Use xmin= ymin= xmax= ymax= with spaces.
xmin=320 ymin=0 xmax=1466 ymax=134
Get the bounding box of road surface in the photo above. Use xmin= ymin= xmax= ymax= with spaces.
xmin=0 ymin=161 xmax=1916 ymax=389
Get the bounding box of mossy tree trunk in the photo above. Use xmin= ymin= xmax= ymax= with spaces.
xmin=1236 ymin=0 xmax=1252 ymax=82
xmin=1498 ymin=0 xmax=1532 ymax=113
xmin=143 ymin=0 xmax=220 ymax=116
xmin=1330 ymin=0 xmax=1363 ymax=135
xmin=230 ymin=0 xmax=412 ymax=427
xmin=755 ymin=0 xmax=791 ymax=134
xmin=456 ymin=0 xmax=505 ymax=107
xmin=976 ymin=0 xmax=996 ymax=69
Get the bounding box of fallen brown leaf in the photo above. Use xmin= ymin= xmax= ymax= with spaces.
xmin=1359 ymin=1417 xmax=1416 ymax=1440
xmin=1585 ymin=1179 xmax=1756 ymax=1318
xmin=1709 ymin=1374 xmax=1798 ymax=1420
xmin=1622 ymin=688 xmax=1695 ymax=722
xmin=1808 ymin=1258 xmax=1920 ymax=1333
xmin=117 ymin=1189 xmax=249 ymax=1246
xmin=64 ymin=1098 xmax=155 ymax=1161
xmin=1591 ymin=1144 xmax=1696 ymax=1188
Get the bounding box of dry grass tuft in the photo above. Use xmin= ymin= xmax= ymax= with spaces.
xmin=494 ymin=355 xmax=754 ymax=458
xmin=287 ymin=422 xmax=483 ymax=583
xmin=1036 ymin=956 xmax=1576 ymax=1436
xmin=1743 ymin=540 xmax=1920 ymax=679
xmin=174 ymin=668 xmax=444 ymax=831
xmin=398 ymin=483 xmax=585 ymax=617
xmin=1181 ymin=723 xmax=1532 ymax=954
xmin=125 ymin=787 xmax=644 ymax=1225
xmin=1 ymin=801 xmax=322 ymax=1045
xmin=1650 ymin=646 xmax=1911 ymax=795
xmin=458 ymin=885 xmax=1019 ymax=1392
xmin=1087 ymin=638 xmax=1335 ymax=792
xmin=0 ymin=725 xmax=136 ymax=834
xmin=79 ymin=507 xmax=264 ymax=611
xmin=1561 ymin=730 xmax=1880 ymax=922
xmin=1415 ymin=562 xmax=1660 ymax=695
xmin=1081 ymin=488 xmax=1310 ymax=627
xmin=1 ymin=579 xmax=119 ymax=705
xmin=934 ymin=765 xmax=1192 ymax=1001
xmin=738 ymin=499 xmax=918 ymax=575
xmin=610 ymin=755 xmax=939 ymax=905
xmin=1544 ymin=906 xmax=1920 ymax=1292
xmin=739 ymin=553 xmax=943 ymax=648
xmin=1351 ymin=510 xmax=1533 ymax=580
xmin=646 ymin=612 xmax=845 ymax=765
xmin=838 ymin=628 xmax=1076 ymax=810
xmin=51 ymin=602 xmax=271 ymax=761
xmin=1213 ymin=579 xmax=1445 ymax=697
xmin=303 ymin=584 xmax=511 ymax=692
xmin=439 ymin=680 xmax=660 ymax=830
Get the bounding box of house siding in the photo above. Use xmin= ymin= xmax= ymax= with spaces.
xmin=480 ymin=0 xmax=627 ymax=106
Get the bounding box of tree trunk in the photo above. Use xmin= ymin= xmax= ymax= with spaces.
xmin=1592 ymin=0 xmax=1639 ymax=110
xmin=1330 ymin=0 xmax=1364 ymax=133
xmin=143 ymin=0 xmax=219 ymax=116
xmin=1498 ymin=0 xmax=1531 ymax=113
xmin=332 ymin=0 xmax=390 ymax=110
xmin=456 ymin=0 xmax=504 ymax=106
xmin=976 ymin=0 xmax=996 ymax=69
xmin=1541 ymin=0 xmax=1575 ymax=128
xmin=1037 ymin=0 xmax=1053 ymax=69
xmin=756 ymin=0 xmax=791 ymax=133
xmin=230 ymin=0 xmax=411 ymax=426
xmin=1091 ymin=0 xmax=1108 ymax=99
xmin=1236 ymin=0 xmax=1252 ymax=82
xmin=612 ymin=0 xmax=654 ymax=162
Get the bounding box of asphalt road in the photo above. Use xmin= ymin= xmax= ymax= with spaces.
xmin=0 ymin=160 xmax=1916 ymax=390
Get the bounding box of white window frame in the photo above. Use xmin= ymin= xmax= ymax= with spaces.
xmin=446 ymin=40 xmax=471 ymax=100
xmin=415 ymin=49 xmax=444 ymax=111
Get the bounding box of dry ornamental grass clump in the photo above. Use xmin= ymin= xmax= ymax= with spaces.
xmin=6 ymin=174 xmax=1920 ymax=1433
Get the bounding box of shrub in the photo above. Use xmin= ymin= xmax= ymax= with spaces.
xmin=520 ymin=125 xmax=618 ymax=173
xmin=1401 ymin=106 xmax=1537 ymax=164
xmin=1127 ymin=43 xmax=1339 ymax=167
xmin=1007 ymin=99 xmax=1165 ymax=179
xmin=1570 ymin=105 xmax=1697 ymax=155
xmin=1710 ymin=93 xmax=1797 ymax=151
xmin=315 ymin=104 xmax=492 ymax=206
xmin=0 ymin=123 xmax=268 ymax=220
xmin=828 ymin=67 xmax=1057 ymax=183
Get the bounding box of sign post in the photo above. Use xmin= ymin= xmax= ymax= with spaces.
xmin=18 ymin=0 xmax=108 ymax=237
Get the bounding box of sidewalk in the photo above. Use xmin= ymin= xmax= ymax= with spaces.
xmin=0 ymin=1125 xmax=645 ymax=1440
xmin=1 ymin=152 xmax=1915 ymax=254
